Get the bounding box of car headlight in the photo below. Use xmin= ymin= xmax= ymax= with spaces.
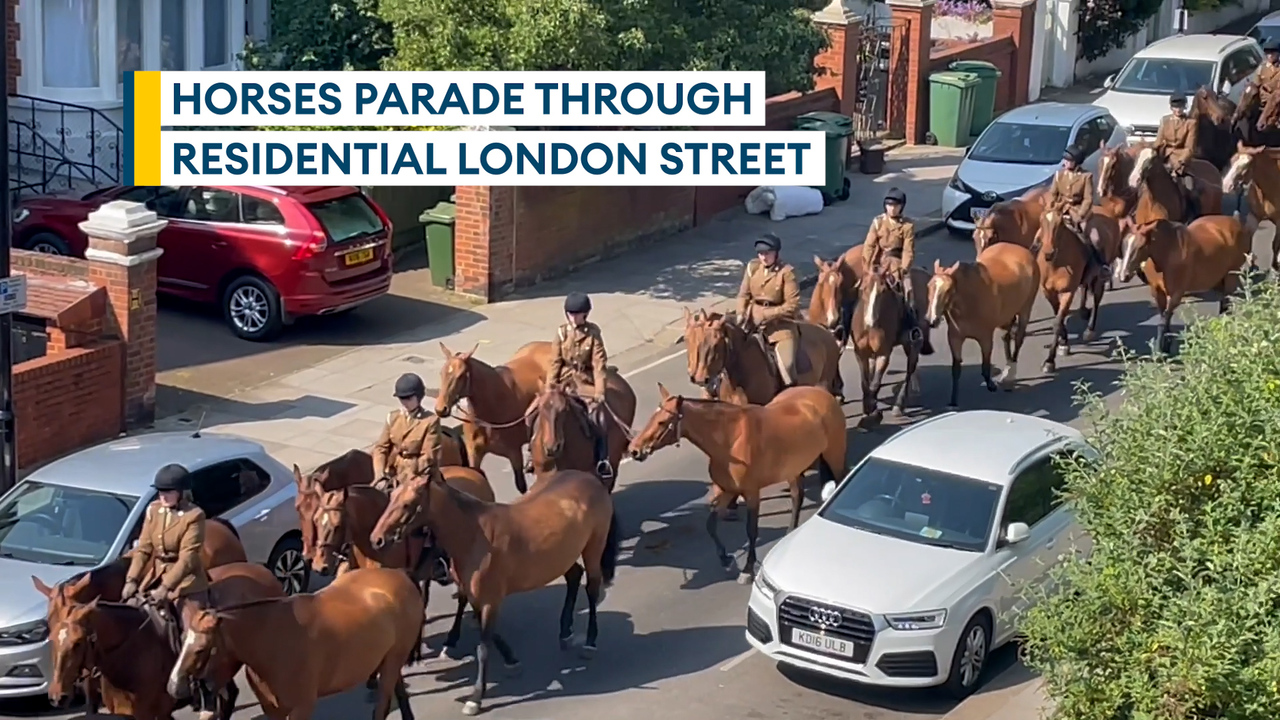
xmin=13 ymin=208 xmax=29 ymax=224
xmin=0 ymin=619 xmax=49 ymax=646
xmin=885 ymin=610 xmax=947 ymax=631
xmin=753 ymin=568 xmax=779 ymax=600
xmin=948 ymin=173 xmax=964 ymax=191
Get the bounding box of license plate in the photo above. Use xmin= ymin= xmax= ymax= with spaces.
xmin=790 ymin=627 xmax=855 ymax=658
xmin=343 ymin=247 xmax=374 ymax=266
xmin=971 ymin=207 xmax=990 ymax=221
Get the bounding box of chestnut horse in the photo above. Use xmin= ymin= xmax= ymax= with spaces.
xmin=1129 ymin=146 xmax=1224 ymax=224
xmin=1097 ymin=144 xmax=1139 ymax=220
xmin=850 ymin=264 xmax=932 ymax=419
xmin=1191 ymin=85 xmax=1237 ymax=171
xmin=926 ymin=245 xmax=1040 ymax=408
xmin=369 ymin=469 xmax=619 ymax=717
xmin=627 ymin=385 xmax=845 ymax=583
xmin=1115 ymin=216 xmax=1250 ymax=353
xmin=971 ymin=186 xmax=1049 ymax=254
xmin=436 ymin=341 xmax=553 ymax=494
xmin=1223 ymin=142 xmax=1280 ymax=271
xmin=1033 ymin=210 xmax=1116 ymax=372
xmin=171 ymin=567 xmax=423 ymax=720
xmin=37 ymin=562 xmax=282 ymax=720
xmin=807 ymin=251 xmax=866 ymax=347
xmin=527 ymin=380 xmax=637 ymax=490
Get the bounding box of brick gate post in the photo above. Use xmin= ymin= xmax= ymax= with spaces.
xmin=815 ymin=0 xmax=863 ymax=118
xmin=453 ymin=186 xmax=515 ymax=301
xmin=887 ymin=0 xmax=934 ymax=144
xmin=79 ymin=200 xmax=166 ymax=428
xmin=992 ymin=0 xmax=1038 ymax=109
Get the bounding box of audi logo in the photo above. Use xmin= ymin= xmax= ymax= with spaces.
xmin=808 ymin=607 xmax=843 ymax=628
xmin=982 ymin=191 xmax=999 ymax=202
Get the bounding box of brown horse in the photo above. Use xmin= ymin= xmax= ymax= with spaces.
xmin=527 ymin=380 xmax=636 ymax=490
xmin=171 ymin=567 xmax=422 ymax=720
xmin=1096 ymin=144 xmax=1139 ymax=220
xmin=971 ymin=187 xmax=1049 ymax=254
xmin=683 ymin=309 xmax=844 ymax=405
xmin=1129 ymin=146 xmax=1224 ymax=223
xmin=1033 ymin=210 xmax=1115 ymax=372
xmin=1115 ymin=216 xmax=1249 ymax=353
xmin=627 ymin=385 xmax=845 ymax=583
xmin=850 ymin=264 xmax=931 ymax=419
xmin=1223 ymin=142 xmax=1280 ymax=271
xmin=436 ymin=341 xmax=553 ymax=494
xmin=369 ymin=469 xmax=619 ymax=717
xmin=310 ymin=485 xmax=418 ymax=576
xmin=807 ymin=250 xmax=866 ymax=346
xmin=925 ymin=245 xmax=1040 ymax=408
xmin=37 ymin=562 xmax=282 ymax=720
xmin=1191 ymin=85 xmax=1237 ymax=171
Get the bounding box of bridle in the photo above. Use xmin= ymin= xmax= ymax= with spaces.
xmin=643 ymin=396 xmax=685 ymax=453
xmin=314 ymin=506 xmax=352 ymax=566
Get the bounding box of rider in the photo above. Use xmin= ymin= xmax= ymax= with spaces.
xmin=1045 ymin=144 xmax=1095 ymax=230
xmin=372 ymin=373 xmax=443 ymax=491
xmin=549 ymin=291 xmax=614 ymax=480
xmin=1155 ymin=91 xmax=1200 ymax=219
xmin=862 ymin=188 xmax=921 ymax=342
xmin=736 ymin=233 xmax=802 ymax=386
xmin=1259 ymin=39 xmax=1280 ymax=108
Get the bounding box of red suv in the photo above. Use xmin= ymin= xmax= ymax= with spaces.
xmin=13 ymin=185 xmax=394 ymax=341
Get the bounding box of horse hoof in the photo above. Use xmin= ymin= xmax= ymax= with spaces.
xmin=437 ymin=645 xmax=461 ymax=661
xmin=737 ymin=572 xmax=754 ymax=585
xmin=1041 ymin=362 xmax=1055 ymax=374
xmin=984 ymin=382 xmax=999 ymax=393
xmin=720 ymin=556 xmax=737 ymax=574
xmin=463 ymin=701 xmax=482 ymax=716
xmin=1082 ymin=330 xmax=1097 ymax=343
xmin=197 ymin=712 xmax=217 ymax=720
xmin=579 ymin=645 xmax=598 ymax=660
xmin=723 ymin=509 xmax=740 ymax=522
xmin=559 ymin=636 xmax=573 ymax=651
xmin=890 ymin=406 xmax=905 ymax=418
xmin=505 ymin=661 xmax=523 ymax=676
xmin=946 ymin=403 xmax=959 ymax=410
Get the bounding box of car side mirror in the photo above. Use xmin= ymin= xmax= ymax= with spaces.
xmin=963 ymin=145 xmax=971 ymax=156
xmin=1003 ymin=522 xmax=1031 ymax=545
xmin=820 ymin=482 xmax=837 ymax=502
xmin=1103 ymin=74 xmax=1116 ymax=89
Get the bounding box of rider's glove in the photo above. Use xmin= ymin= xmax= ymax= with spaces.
xmin=121 ymin=581 xmax=138 ymax=599
xmin=148 ymin=586 xmax=170 ymax=603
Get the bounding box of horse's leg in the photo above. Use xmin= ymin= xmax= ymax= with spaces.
xmin=1041 ymin=291 xmax=1071 ymax=374
xmin=440 ymin=593 xmax=468 ymax=659
xmin=705 ymin=481 xmax=738 ymax=574
xmin=787 ymin=474 xmax=803 ymax=530
xmin=214 ymin=677 xmax=240 ymax=720
xmin=947 ymin=328 xmax=965 ymax=409
xmin=1083 ymin=275 xmax=1105 ymax=342
xmin=1153 ymin=288 xmax=1173 ymax=354
xmin=892 ymin=344 xmax=919 ymax=416
xmin=506 ymin=447 xmax=529 ymax=495
xmin=866 ymin=354 xmax=891 ymax=419
xmin=738 ymin=492 xmax=764 ymax=584
xmin=558 ymin=563 xmax=584 ymax=649
xmin=583 ymin=553 xmax=603 ymax=658
xmin=855 ymin=351 xmax=874 ymax=416
xmin=978 ymin=332 xmax=997 ymax=393
xmin=285 ymin=702 xmax=315 ymax=720
xmin=463 ymin=602 xmax=495 ymax=716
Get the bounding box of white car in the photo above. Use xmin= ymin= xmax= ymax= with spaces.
xmin=745 ymin=410 xmax=1095 ymax=697
xmin=941 ymin=103 xmax=1128 ymax=233
xmin=0 ymin=431 xmax=307 ymax=699
xmin=1092 ymin=33 xmax=1262 ymax=139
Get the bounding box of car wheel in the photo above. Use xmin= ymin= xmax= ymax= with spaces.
xmin=945 ymin=614 xmax=991 ymax=699
xmin=223 ymin=275 xmax=284 ymax=342
xmin=838 ymin=176 xmax=851 ymax=201
xmin=267 ymin=535 xmax=309 ymax=595
xmin=24 ymin=232 xmax=72 ymax=255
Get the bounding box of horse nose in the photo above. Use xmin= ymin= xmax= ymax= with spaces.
xmin=51 ymin=694 xmax=70 ymax=709
xmin=688 ymin=374 xmax=698 ymax=384
xmin=629 ymin=449 xmax=644 ymax=461
xmin=371 ymin=536 xmax=386 ymax=550
xmin=438 ymin=405 xmax=451 ymax=418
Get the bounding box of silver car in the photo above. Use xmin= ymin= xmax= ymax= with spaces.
xmin=0 ymin=431 xmax=307 ymax=699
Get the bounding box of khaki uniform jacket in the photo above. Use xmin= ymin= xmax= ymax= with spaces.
xmin=373 ymin=407 xmax=443 ymax=483
xmin=126 ymin=499 xmax=208 ymax=598
xmin=1258 ymin=62 xmax=1280 ymax=99
xmin=1155 ymin=114 xmax=1198 ymax=173
xmin=736 ymin=260 xmax=800 ymax=343
xmin=1046 ymin=169 xmax=1095 ymax=224
xmin=863 ymin=214 xmax=916 ymax=271
xmin=550 ymin=321 xmax=608 ymax=399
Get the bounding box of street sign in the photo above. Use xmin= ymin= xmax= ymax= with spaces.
xmin=0 ymin=275 xmax=27 ymax=315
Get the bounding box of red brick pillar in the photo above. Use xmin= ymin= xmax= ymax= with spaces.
xmin=5 ymin=0 xmax=19 ymax=93
xmin=992 ymin=0 xmax=1037 ymax=109
xmin=887 ymin=0 xmax=933 ymax=144
xmin=79 ymin=201 xmax=165 ymax=428
xmin=814 ymin=0 xmax=863 ymax=118
xmin=453 ymin=185 xmax=514 ymax=301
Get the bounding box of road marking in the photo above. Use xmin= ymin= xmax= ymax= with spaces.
xmin=622 ymin=348 xmax=686 ymax=378
xmin=719 ymin=648 xmax=757 ymax=672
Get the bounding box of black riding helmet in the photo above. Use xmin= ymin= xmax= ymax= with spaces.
xmin=153 ymin=463 xmax=192 ymax=492
xmin=1170 ymin=92 xmax=1188 ymax=107
xmin=884 ymin=187 xmax=907 ymax=207
xmin=754 ymin=233 xmax=782 ymax=253
xmin=393 ymin=372 xmax=426 ymax=399
xmin=1063 ymin=145 xmax=1085 ymax=165
xmin=1265 ymin=38 xmax=1280 ymax=54
xmin=564 ymin=292 xmax=592 ymax=314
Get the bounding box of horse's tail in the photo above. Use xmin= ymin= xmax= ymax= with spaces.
xmin=600 ymin=511 xmax=621 ymax=588
xmin=208 ymin=516 xmax=240 ymax=540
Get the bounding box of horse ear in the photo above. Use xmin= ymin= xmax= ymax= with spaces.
xmin=31 ymin=576 xmax=52 ymax=598
xmin=933 ymin=259 xmax=943 ymax=274
xmin=813 ymin=255 xmax=825 ymax=269
xmin=439 ymin=342 xmax=453 ymax=360
xmin=683 ymin=306 xmax=693 ymax=325
xmin=657 ymin=383 xmax=671 ymax=401
xmin=946 ymin=261 xmax=960 ymax=274
xmin=463 ymin=343 xmax=479 ymax=359
xmin=69 ymin=573 xmax=91 ymax=595
xmin=292 ymin=464 xmax=304 ymax=485
xmin=1099 ymin=139 xmax=1106 ymax=150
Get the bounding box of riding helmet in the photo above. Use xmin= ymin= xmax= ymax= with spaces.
xmin=1170 ymin=92 xmax=1188 ymax=107
xmin=1265 ymin=38 xmax=1280 ymax=53
xmin=884 ymin=187 xmax=907 ymax=206
xmin=1064 ymin=145 xmax=1085 ymax=164
xmin=564 ymin=292 xmax=592 ymax=314
xmin=393 ymin=372 xmax=426 ymax=399
xmin=754 ymin=233 xmax=782 ymax=253
xmin=153 ymin=463 xmax=192 ymax=492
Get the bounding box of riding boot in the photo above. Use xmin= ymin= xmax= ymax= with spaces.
xmin=775 ymin=334 xmax=799 ymax=388
xmin=590 ymin=405 xmax=613 ymax=480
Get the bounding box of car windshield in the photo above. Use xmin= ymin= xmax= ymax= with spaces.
xmin=968 ymin=122 xmax=1072 ymax=165
xmin=1248 ymin=24 xmax=1280 ymax=44
xmin=0 ymin=481 xmax=138 ymax=567
xmin=818 ymin=458 xmax=1002 ymax=552
xmin=1112 ymin=57 xmax=1216 ymax=96
xmin=307 ymin=194 xmax=385 ymax=244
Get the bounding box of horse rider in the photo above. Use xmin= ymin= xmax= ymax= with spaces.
xmin=736 ymin=232 xmax=802 ymax=386
xmin=121 ymin=464 xmax=215 ymax=712
xmin=549 ymin=291 xmax=614 ymax=480
xmin=1155 ymin=92 xmax=1200 ymax=219
xmin=862 ymin=188 xmax=922 ymax=342
xmin=1045 ymin=144 xmax=1094 ymax=232
xmin=1259 ymin=39 xmax=1280 ymax=110
xmin=372 ymin=373 xmax=443 ymax=491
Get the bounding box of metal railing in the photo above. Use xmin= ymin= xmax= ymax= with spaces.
xmin=7 ymin=94 xmax=123 ymax=198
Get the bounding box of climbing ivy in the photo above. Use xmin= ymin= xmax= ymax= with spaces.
xmin=1075 ymin=0 xmax=1164 ymax=62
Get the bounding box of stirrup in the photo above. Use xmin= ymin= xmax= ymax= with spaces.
xmin=596 ymin=460 xmax=615 ymax=480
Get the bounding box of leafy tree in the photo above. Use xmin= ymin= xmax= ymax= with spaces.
xmin=1020 ymin=278 xmax=1280 ymax=720
xmin=240 ymin=0 xmax=394 ymax=71
xmin=1075 ymin=0 xmax=1163 ymax=62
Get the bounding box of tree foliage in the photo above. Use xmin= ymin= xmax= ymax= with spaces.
xmin=240 ymin=0 xmax=393 ymax=71
xmin=1075 ymin=0 xmax=1163 ymax=62
xmin=1020 ymin=278 xmax=1280 ymax=720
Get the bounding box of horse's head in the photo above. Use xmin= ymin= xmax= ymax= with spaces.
xmin=684 ymin=310 xmax=732 ymax=387
xmin=857 ymin=266 xmax=900 ymax=331
xmin=170 ymin=608 xmax=225 ymax=698
xmin=1223 ymin=140 xmax=1267 ymax=193
xmin=1128 ymin=145 xmax=1159 ymax=189
xmin=1036 ymin=209 xmax=1070 ymax=261
xmin=529 ymin=382 xmax=584 ymax=461
xmin=972 ymin=209 xmax=999 ymax=251
xmin=292 ymin=464 xmax=322 ymax=560
xmin=309 ymin=487 xmax=351 ymax=576
xmin=628 ymin=383 xmax=683 ymax=461
xmin=1098 ymin=143 xmax=1129 ymax=197
xmin=683 ymin=307 xmax=712 ymax=384
xmin=1116 ymin=218 xmax=1165 ymax=284
xmin=808 ymin=256 xmax=848 ymax=336
xmin=926 ymin=260 xmax=962 ymax=328
xmin=43 ymin=597 xmax=97 ymax=708
xmin=436 ymin=342 xmax=479 ymax=418
xmin=372 ymin=472 xmax=433 ymax=549
xmin=1192 ymin=86 xmax=1228 ymax=125
xmin=1235 ymin=82 xmax=1261 ymax=124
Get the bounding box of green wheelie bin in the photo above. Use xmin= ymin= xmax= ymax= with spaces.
xmin=949 ymin=59 xmax=1002 ymax=137
xmin=928 ymin=71 xmax=980 ymax=148
xmin=421 ymin=200 xmax=457 ymax=289
xmin=795 ymin=111 xmax=854 ymax=202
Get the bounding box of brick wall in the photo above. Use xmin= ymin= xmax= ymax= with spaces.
xmin=929 ymin=36 xmax=1017 ymax=112
xmin=5 ymin=0 xmax=18 ymax=94
xmin=14 ymin=342 xmax=124 ymax=468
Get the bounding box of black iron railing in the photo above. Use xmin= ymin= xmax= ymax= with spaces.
xmin=7 ymin=94 xmax=123 ymax=198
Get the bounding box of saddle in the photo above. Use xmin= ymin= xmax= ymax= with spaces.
xmin=740 ymin=320 xmax=814 ymax=380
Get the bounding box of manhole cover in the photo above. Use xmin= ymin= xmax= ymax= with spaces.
xmin=402 ymin=355 xmax=426 ymax=364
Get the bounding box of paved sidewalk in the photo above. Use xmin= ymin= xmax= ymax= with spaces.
xmin=941 ymin=677 xmax=1050 ymax=720
xmin=155 ymin=146 xmax=964 ymax=470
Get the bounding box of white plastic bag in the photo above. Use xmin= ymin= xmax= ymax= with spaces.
xmin=744 ymin=186 xmax=776 ymax=215
xmin=768 ymin=185 xmax=825 ymax=221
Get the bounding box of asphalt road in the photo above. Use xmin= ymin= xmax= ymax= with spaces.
xmin=7 ymin=224 xmax=1274 ymax=720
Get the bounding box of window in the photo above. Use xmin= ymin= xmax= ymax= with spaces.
xmin=1224 ymin=48 xmax=1261 ymax=86
xmin=203 ymin=0 xmax=230 ymax=67
xmin=116 ymin=185 xmax=185 ymax=216
xmin=970 ymin=122 xmax=1073 ymax=166
xmin=306 ymin=194 xmax=386 ymax=243
xmin=188 ymin=459 xmax=271 ymax=518
xmin=242 ymin=196 xmax=285 ymax=225
xmin=161 ymin=0 xmax=187 ymax=70
xmin=1112 ymin=58 xmax=1216 ymax=96
xmin=116 ymin=0 xmax=142 ymax=84
xmin=182 ymin=187 xmax=240 ymax=223
xmin=1001 ymin=454 xmax=1069 ymax=528
xmin=0 ymin=480 xmax=139 ymax=566
xmin=42 ymin=0 xmax=100 ymax=89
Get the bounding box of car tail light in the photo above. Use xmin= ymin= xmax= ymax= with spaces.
xmin=293 ymin=228 xmax=328 ymax=261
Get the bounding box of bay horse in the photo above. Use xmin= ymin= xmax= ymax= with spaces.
xmin=527 ymin=380 xmax=637 ymax=490
xmin=1096 ymin=144 xmax=1139 ymax=220
xmin=627 ymin=385 xmax=845 ymax=583
xmin=807 ymin=251 xmax=866 ymax=347
xmin=1191 ymin=85 xmax=1237 ymax=171
xmin=436 ymin=341 xmax=553 ymax=495
xmin=1033 ymin=210 xmax=1117 ymax=373
xmin=925 ymin=245 xmax=1040 ymax=408
xmin=971 ymin=187 xmax=1048 ymax=255
xmin=1223 ymin=142 xmax=1280 ymax=271
xmin=37 ymin=562 xmax=283 ymax=720
xmin=171 ymin=567 xmax=423 ymax=720
xmin=850 ymin=264 xmax=931 ymax=419
xmin=1115 ymin=216 xmax=1250 ymax=353
xmin=368 ymin=468 xmax=620 ymax=717
xmin=1129 ymin=146 xmax=1224 ymax=224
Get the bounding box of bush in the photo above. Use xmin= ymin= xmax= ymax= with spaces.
xmin=1021 ymin=278 xmax=1280 ymax=720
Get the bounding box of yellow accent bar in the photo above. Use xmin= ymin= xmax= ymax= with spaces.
xmin=132 ymin=71 xmax=162 ymax=185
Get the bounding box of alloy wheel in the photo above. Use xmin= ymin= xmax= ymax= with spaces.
xmin=229 ymin=286 xmax=270 ymax=334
